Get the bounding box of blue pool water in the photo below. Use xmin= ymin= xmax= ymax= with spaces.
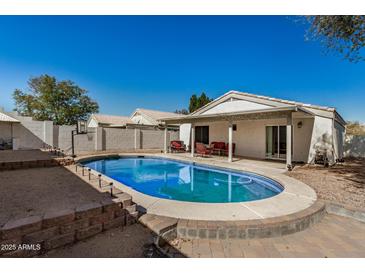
xmin=83 ymin=157 xmax=283 ymax=203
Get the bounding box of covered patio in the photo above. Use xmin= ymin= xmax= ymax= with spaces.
xmin=157 ymin=152 xmax=288 ymax=175
xmin=160 ymin=106 xmax=315 ymax=169
xmin=0 ymin=111 xmax=20 ymax=150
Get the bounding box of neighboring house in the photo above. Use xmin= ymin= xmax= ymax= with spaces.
xmin=88 ymin=114 xmax=133 ymax=128
xmin=160 ymin=90 xmax=346 ymax=166
xmin=0 ymin=111 xmax=53 ymax=150
xmin=88 ymin=108 xmax=184 ymax=130
xmin=0 ymin=111 xmax=20 ymax=149
xmin=130 ymin=108 xmax=183 ymax=128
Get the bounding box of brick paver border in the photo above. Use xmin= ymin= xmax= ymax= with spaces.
xmin=176 ymin=200 xmax=326 ymax=240
xmin=139 ymin=200 xmax=326 ymax=244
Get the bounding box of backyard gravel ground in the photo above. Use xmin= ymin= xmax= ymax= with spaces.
xmin=40 ymin=224 xmax=163 ymax=258
xmin=0 ymin=166 xmax=109 ymax=226
xmin=287 ymin=158 xmax=365 ymax=210
xmin=0 ymin=149 xmax=56 ymax=162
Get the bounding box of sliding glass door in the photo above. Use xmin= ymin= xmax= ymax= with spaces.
xmin=195 ymin=126 xmax=209 ymax=145
xmin=266 ymin=126 xmax=287 ymax=159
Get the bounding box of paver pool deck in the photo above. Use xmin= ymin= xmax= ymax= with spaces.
xmin=172 ymin=214 xmax=365 ymax=258
xmin=38 ymin=214 xmax=365 ymax=258
xmin=77 ymin=153 xmax=317 ymax=221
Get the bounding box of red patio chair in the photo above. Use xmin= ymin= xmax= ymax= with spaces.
xmin=210 ymin=141 xmax=226 ymax=155
xmin=223 ymin=143 xmax=236 ymax=156
xmin=195 ymin=142 xmax=212 ymax=157
xmin=170 ymin=140 xmax=186 ymax=153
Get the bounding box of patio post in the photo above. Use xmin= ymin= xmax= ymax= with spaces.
xmin=228 ymin=123 xmax=233 ymax=162
xmin=164 ymin=127 xmax=168 ymax=153
xmin=286 ymin=115 xmax=292 ymax=169
xmin=228 ymin=173 xmax=232 ymax=202
xmin=191 ymin=124 xmax=195 ymax=157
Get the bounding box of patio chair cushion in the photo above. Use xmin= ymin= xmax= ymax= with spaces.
xmin=171 ymin=140 xmax=183 ymax=148
xmin=224 ymin=143 xmax=236 ymax=154
xmin=196 ymin=142 xmax=212 ymax=155
xmin=210 ymin=142 xmax=226 ymax=149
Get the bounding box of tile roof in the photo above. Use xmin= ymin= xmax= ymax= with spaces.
xmin=135 ymin=108 xmax=185 ymax=120
xmin=92 ymin=114 xmax=133 ymax=126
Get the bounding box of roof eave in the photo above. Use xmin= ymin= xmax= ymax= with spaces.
xmin=0 ymin=112 xmax=21 ymax=123
xmin=159 ymin=106 xmax=304 ymax=124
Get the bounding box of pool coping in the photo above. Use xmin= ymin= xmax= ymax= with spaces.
xmin=76 ymin=153 xmax=317 ymax=221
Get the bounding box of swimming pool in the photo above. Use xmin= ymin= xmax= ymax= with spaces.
xmin=83 ymin=156 xmax=283 ymax=203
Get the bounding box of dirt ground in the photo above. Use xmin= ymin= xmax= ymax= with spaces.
xmin=0 ymin=166 xmax=110 ymax=226
xmin=40 ymin=224 xmax=164 ymax=258
xmin=0 ymin=149 xmax=57 ymax=162
xmin=287 ymin=158 xmax=365 ymax=210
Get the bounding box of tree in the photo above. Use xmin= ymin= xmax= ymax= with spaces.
xmin=188 ymin=92 xmax=213 ymax=113
xmin=189 ymin=94 xmax=198 ymax=113
xmin=305 ymin=16 xmax=365 ymax=62
xmin=197 ymin=92 xmax=212 ymax=109
xmin=13 ymin=75 xmax=99 ymax=125
xmin=174 ymin=109 xmax=189 ymax=115
xmin=346 ymin=121 xmax=365 ymax=136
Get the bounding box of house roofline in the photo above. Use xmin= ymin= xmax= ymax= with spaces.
xmin=131 ymin=109 xmax=159 ymax=125
xmin=160 ymin=106 xmax=314 ymax=124
xmin=190 ymin=90 xmax=338 ymax=117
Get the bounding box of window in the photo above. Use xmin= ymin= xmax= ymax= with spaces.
xmin=233 ymin=124 xmax=237 ymax=131
xmin=195 ymin=126 xmax=209 ymax=144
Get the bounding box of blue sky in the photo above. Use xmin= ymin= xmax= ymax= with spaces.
xmin=0 ymin=16 xmax=364 ymax=122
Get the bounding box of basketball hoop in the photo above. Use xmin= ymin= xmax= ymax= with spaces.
xmin=77 ymin=120 xmax=87 ymax=134
xmin=72 ymin=120 xmax=88 ymax=157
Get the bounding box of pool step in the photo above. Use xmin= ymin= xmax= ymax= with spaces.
xmin=139 ymin=214 xmax=178 ymax=237
xmin=176 ymin=200 xmax=326 ymax=240
xmin=138 ymin=214 xmax=180 ymax=253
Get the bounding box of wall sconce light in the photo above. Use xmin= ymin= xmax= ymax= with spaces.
xmin=297 ymin=121 xmax=303 ymax=128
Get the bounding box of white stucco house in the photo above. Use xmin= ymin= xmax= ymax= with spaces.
xmin=160 ymin=90 xmax=346 ymax=167
xmin=88 ymin=108 xmax=184 ymax=129
xmin=0 ymin=111 xmax=54 ymax=150
xmin=130 ymin=108 xmax=183 ymax=128
xmin=0 ymin=111 xmax=20 ymax=149
xmin=88 ymin=114 xmax=133 ymax=128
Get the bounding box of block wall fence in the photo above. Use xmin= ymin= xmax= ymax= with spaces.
xmin=54 ymin=126 xmax=179 ymax=155
xmin=1 ymin=115 xmax=179 ymax=155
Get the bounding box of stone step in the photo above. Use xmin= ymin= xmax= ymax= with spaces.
xmin=139 ymin=214 xmax=178 ymax=236
xmin=112 ymin=193 xmax=132 ymax=208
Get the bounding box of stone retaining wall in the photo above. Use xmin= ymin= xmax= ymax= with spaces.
xmin=0 ymin=195 xmax=138 ymax=257
xmin=0 ymin=157 xmax=74 ymax=171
